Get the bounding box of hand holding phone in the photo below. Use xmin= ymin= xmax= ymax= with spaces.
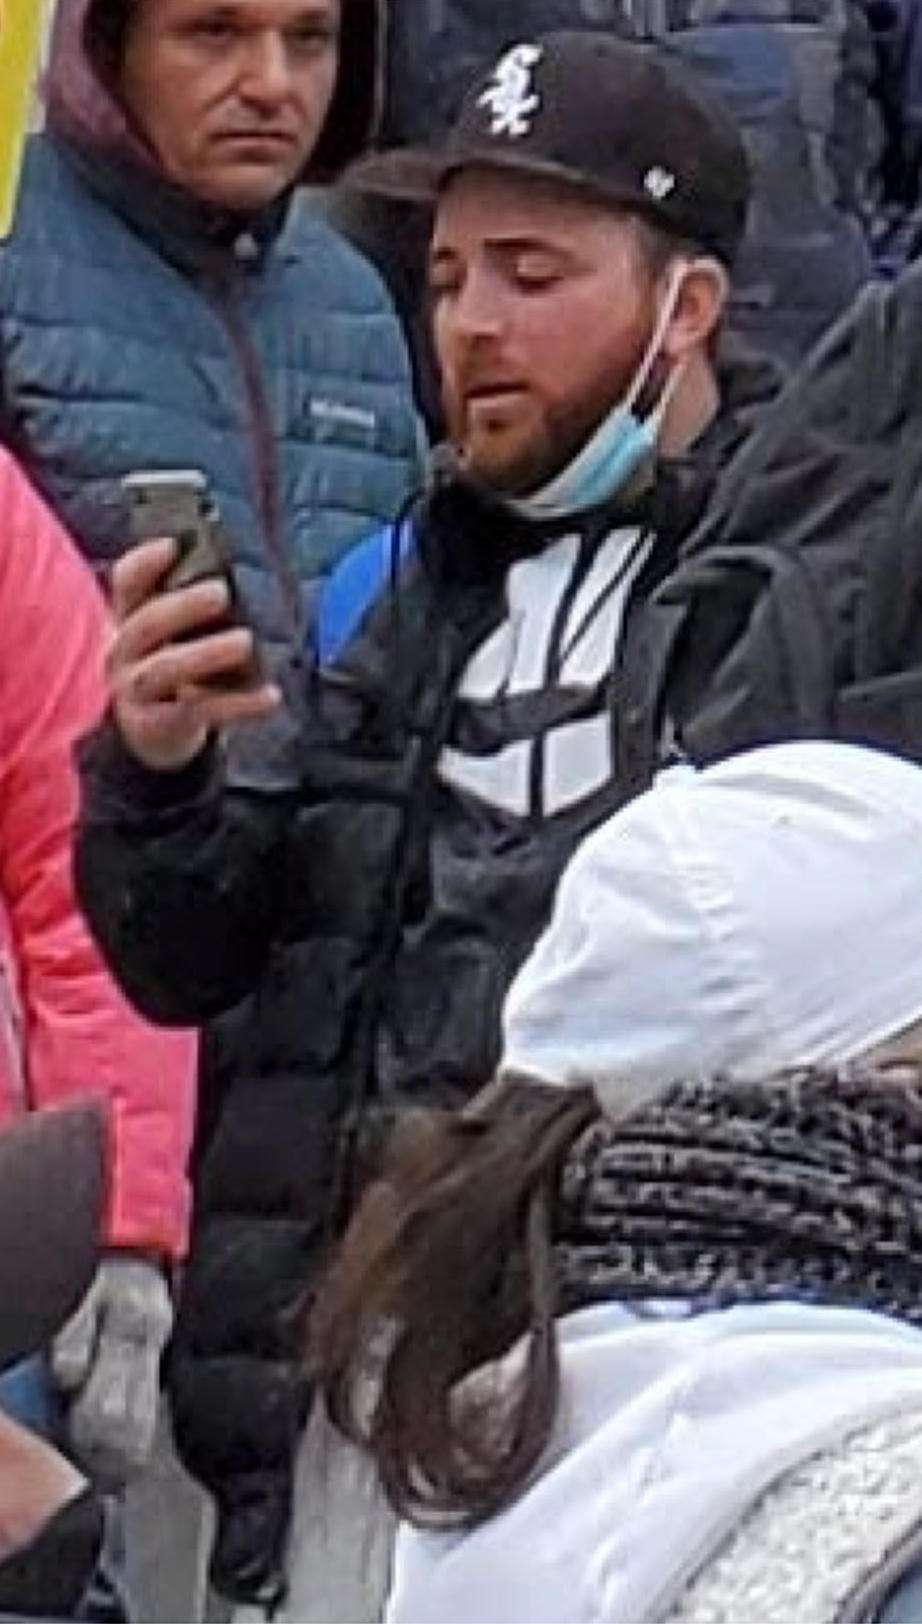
xmin=109 ymin=472 xmax=280 ymax=772
xmin=123 ymin=469 xmax=261 ymax=664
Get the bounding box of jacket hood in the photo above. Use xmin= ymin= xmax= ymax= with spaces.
xmin=44 ymin=0 xmax=384 ymax=183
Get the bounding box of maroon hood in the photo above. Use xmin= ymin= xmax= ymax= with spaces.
xmin=44 ymin=0 xmax=385 ymax=181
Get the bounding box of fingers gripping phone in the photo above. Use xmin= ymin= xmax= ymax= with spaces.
xmin=122 ymin=469 xmax=263 ymax=691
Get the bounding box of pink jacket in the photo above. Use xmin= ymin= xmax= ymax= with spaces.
xmin=0 ymin=452 xmax=196 ymax=1257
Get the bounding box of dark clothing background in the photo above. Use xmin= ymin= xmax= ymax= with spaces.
xmin=661 ymin=259 xmax=922 ymax=768
xmin=324 ymin=0 xmax=922 ymax=433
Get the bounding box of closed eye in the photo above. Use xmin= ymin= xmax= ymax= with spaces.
xmin=508 ymin=253 xmax=566 ymax=292
xmin=428 ymin=264 xmax=463 ymax=302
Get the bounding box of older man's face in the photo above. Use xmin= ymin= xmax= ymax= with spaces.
xmin=430 ymin=169 xmax=669 ymax=497
xmin=119 ymin=0 xmax=340 ymax=212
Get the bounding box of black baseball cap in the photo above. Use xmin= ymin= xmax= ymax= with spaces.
xmin=0 ymin=1104 xmax=106 ymax=1372
xmin=348 ymin=30 xmax=750 ymax=267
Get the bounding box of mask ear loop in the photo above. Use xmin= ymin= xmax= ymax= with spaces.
xmin=505 ymin=262 xmax=693 ymax=520
xmin=623 ymin=260 xmax=689 ymax=419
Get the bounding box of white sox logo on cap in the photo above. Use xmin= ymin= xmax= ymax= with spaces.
xmin=477 ymin=43 xmax=544 ymax=139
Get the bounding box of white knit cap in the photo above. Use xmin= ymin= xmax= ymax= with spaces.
xmin=501 ymin=741 xmax=922 ymax=1116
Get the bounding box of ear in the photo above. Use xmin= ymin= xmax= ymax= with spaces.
xmin=660 ymin=259 xmax=729 ymax=363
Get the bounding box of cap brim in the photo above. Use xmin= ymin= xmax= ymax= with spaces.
xmin=346 ymin=143 xmax=622 ymax=204
xmin=343 ymin=145 xmax=702 ymax=238
xmin=343 ymin=145 xmax=452 ymax=201
xmin=0 ymin=1105 xmax=106 ymax=1371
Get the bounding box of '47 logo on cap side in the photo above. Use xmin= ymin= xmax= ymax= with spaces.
xmin=478 ymin=43 xmax=543 ymax=139
xmin=644 ymin=166 xmax=677 ymax=202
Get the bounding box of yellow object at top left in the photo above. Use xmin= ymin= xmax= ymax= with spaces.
xmin=0 ymin=0 xmax=52 ymax=239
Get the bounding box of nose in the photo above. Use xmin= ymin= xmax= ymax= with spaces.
xmin=445 ymin=263 xmax=505 ymax=342
xmin=239 ymin=31 xmax=292 ymax=107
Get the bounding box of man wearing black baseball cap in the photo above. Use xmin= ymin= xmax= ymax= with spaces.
xmin=348 ymin=29 xmax=753 ymax=514
xmin=75 ymin=30 xmax=782 ymax=1620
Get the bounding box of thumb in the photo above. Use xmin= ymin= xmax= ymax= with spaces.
xmin=67 ymin=1265 xmax=172 ymax=1484
xmin=68 ymin=1324 xmax=156 ymax=1482
xmin=50 ymin=1277 xmax=101 ymax=1393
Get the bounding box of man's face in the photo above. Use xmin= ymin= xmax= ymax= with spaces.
xmin=430 ymin=170 xmax=664 ymax=496
xmin=119 ymin=0 xmax=341 ymax=212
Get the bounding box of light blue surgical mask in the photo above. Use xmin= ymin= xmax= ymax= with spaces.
xmin=511 ymin=265 xmax=687 ymax=523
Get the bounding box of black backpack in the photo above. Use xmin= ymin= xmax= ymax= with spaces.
xmin=657 ymin=261 xmax=922 ymax=769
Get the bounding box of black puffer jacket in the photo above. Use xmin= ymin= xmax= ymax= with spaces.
xmin=76 ymin=350 xmax=775 ymax=1606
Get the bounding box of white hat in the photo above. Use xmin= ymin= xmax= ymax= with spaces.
xmin=502 ymin=741 xmax=922 ymax=1116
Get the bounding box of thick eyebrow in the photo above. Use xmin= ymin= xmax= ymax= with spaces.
xmin=279 ymin=0 xmax=341 ymax=25
xmin=429 ymin=235 xmax=576 ymax=268
xmin=487 ymin=235 xmax=573 ymax=256
xmin=293 ymin=1 xmax=340 ymax=23
xmin=198 ymin=1 xmax=338 ymax=23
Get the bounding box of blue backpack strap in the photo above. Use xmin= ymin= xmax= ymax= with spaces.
xmin=314 ymin=520 xmax=416 ymax=666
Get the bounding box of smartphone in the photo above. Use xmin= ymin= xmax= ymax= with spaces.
xmin=122 ymin=469 xmax=263 ymax=688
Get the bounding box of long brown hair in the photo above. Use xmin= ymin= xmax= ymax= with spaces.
xmin=308 ymin=1076 xmax=599 ymax=1528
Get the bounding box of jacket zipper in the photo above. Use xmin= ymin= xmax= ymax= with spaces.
xmin=208 ymin=276 xmax=306 ymax=649
xmin=328 ymin=592 xmax=497 ymax=1230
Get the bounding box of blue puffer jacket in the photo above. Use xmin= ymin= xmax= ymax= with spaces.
xmin=0 ymin=137 xmax=420 ymax=652
xmin=0 ymin=0 xmax=421 ymax=652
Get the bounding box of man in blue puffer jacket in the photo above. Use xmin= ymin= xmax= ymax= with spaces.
xmin=0 ymin=0 xmax=421 ymax=662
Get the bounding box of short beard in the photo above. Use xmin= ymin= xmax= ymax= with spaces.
xmin=521 ymin=345 xmax=669 ymax=499
xmin=444 ymin=326 xmax=665 ymax=500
